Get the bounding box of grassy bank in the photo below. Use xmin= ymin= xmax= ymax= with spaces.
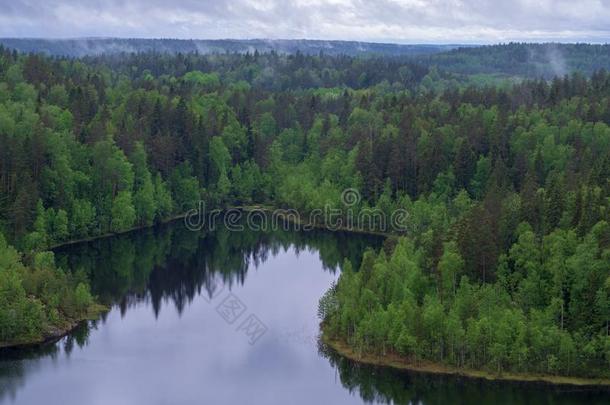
xmin=321 ymin=329 xmax=610 ymax=388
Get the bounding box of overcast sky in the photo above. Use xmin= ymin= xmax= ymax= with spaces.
xmin=1 ymin=0 xmax=610 ymax=43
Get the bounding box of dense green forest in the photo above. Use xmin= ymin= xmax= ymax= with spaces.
xmin=0 ymin=44 xmax=608 ymax=378
xmin=422 ymin=43 xmax=610 ymax=78
xmin=0 ymin=233 xmax=95 ymax=345
xmin=4 ymin=39 xmax=610 ymax=81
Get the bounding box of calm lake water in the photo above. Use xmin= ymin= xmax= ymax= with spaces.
xmin=0 ymin=221 xmax=608 ymax=404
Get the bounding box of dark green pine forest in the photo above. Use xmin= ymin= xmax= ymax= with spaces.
xmin=0 ymin=43 xmax=608 ymax=379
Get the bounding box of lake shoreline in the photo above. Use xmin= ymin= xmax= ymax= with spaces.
xmin=241 ymin=206 xmax=395 ymax=237
xmin=5 ymin=205 xmax=386 ymax=350
xmin=0 ymin=304 xmax=108 ymax=350
xmin=47 ymin=212 xmax=191 ymax=251
xmin=321 ymin=330 xmax=610 ymax=388
xmin=6 ymin=208 xmax=610 ymax=392
xmin=46 ymin=205 xmax=391 ymax=252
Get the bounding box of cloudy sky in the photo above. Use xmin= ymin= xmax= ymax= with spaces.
xmin=1 ymin=0 xmax=610 ymax=43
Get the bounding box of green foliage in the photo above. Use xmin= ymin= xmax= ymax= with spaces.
xmin=324 ymin=223 xmax=610 ymax=378
xmin=153 ymin=173 xmax=173 ymax=218
xmin=0 ymin=44 xmax=608 ymax=366
xmin=74 ymin=283 xmax=93 ymax=313
xmin=131 ymin=143 xmax=157 ymax=225
xmin=183 ymin=71 xmax=220 ymax=91
xmin=0 ymin=233 xmax=96 ymax=344
xmin=169 ymin=163 xmax=201 ymax=211
xmin=70 ymin=199 xmax=96 ymax=237
xmin=111 ymin=191 xmax=136 ymax=232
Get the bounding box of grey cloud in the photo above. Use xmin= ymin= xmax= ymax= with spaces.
xmin=0 ymin=0 xmax=609 ymax=43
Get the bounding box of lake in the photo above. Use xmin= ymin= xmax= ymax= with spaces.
xmin=0 ymin=221 xmax=608 ymax=404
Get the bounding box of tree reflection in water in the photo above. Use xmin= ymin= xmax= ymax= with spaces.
xmin=318 ymin=341 xmax=610 ymax=405
xmin=53 ymin=217 xmax=381 ymax=330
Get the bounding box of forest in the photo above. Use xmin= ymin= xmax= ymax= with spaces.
xmin=0 ymin=44 xmax=608 ymax=379
xmin=422 ymin=43 xmax=610 ymax=78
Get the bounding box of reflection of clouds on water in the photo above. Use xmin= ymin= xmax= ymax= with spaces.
xmin=1 ymin=221 xmax=382 ymax=404
xmin=4 ymin=221 xmax=609 ymax=404
xmin=0 ymin=326 xmax=90 ymax=404
xmin=277 ymin=326 xmax=319 ymax=348
xmin=53 ymin=219 xmax=380 ymax=321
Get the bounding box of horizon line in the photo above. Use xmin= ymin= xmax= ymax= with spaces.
xmin=1 ymin=37 xmax=609 ymax=47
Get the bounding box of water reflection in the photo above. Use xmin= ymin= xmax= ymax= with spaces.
xmin=1 ymin=220 xmax=608 ymax=404
xmin=0 ymin=322 xmax=93 ymax=403
xmin=1 ymin=220 xmax=382 ymax=404
xmin=319 ymin=343 xmax=610 ymax=404
xmin=54 ymin=220 xmax=379 ymax=318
